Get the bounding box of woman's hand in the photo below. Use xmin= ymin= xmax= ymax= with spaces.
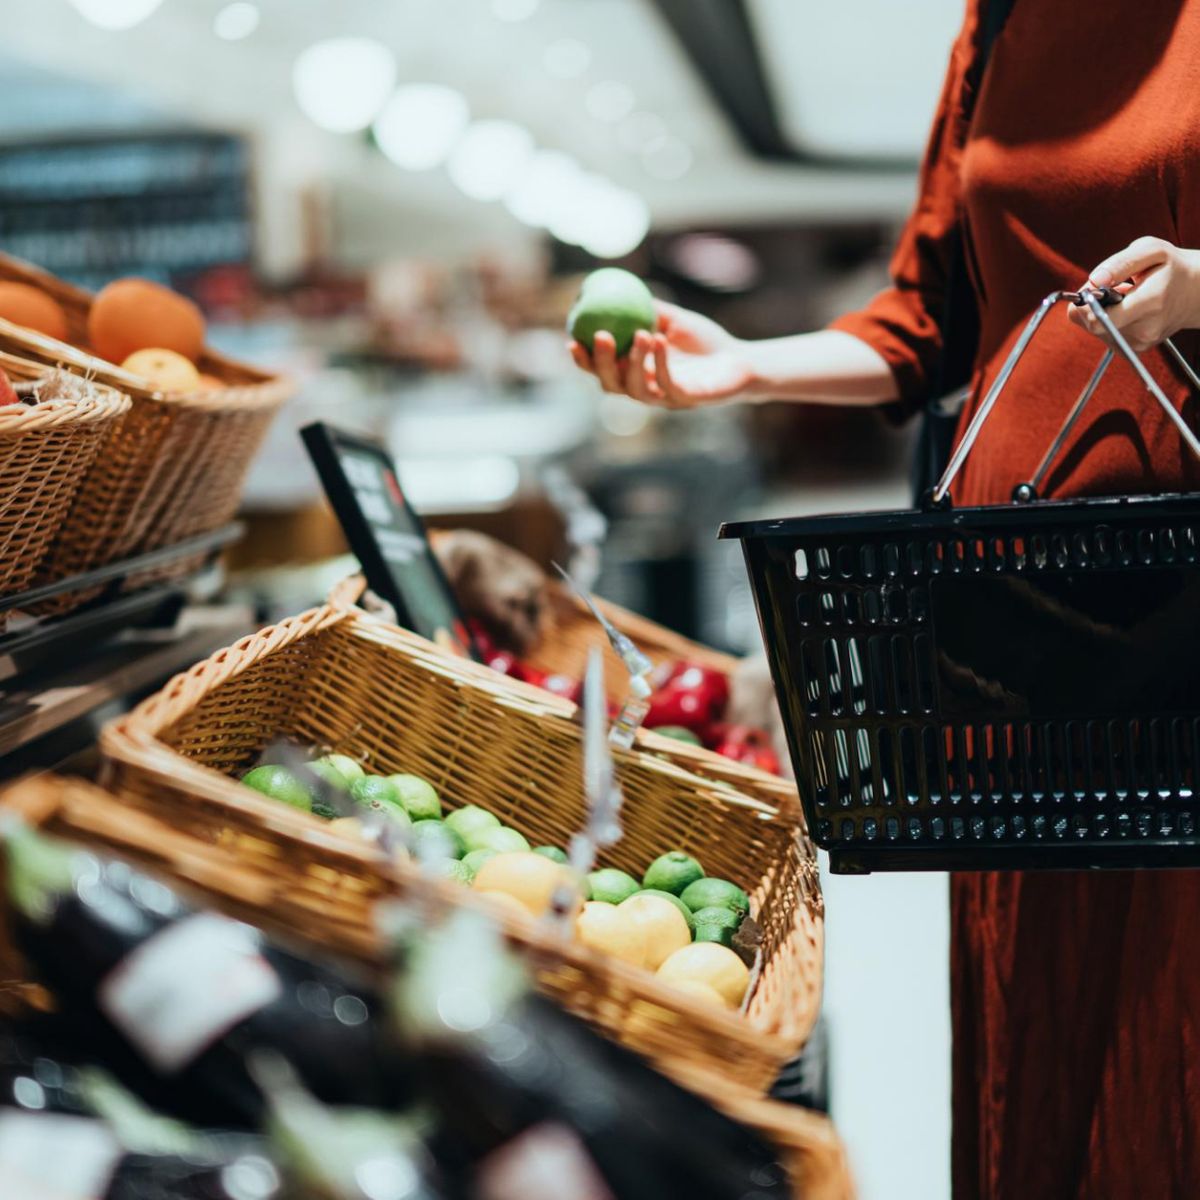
xmin=569 ymin=301 xmax=756 ymax=408
xmin=1070 ymin=237 xmax=1200 ymax=353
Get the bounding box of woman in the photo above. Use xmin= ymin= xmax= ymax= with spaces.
xmin=571 ymin=3 xmax=1200 ymax=1196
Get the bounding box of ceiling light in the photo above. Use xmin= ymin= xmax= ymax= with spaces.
xmin=447 ymin=120 xmax=535 ymax=201
xmin=504 ymin=150 xmax=584 ymax=228
xmin=492 ymin=0 xmax=540 ymax=21
xmin=214 ymin=2 xmax=259 ymax=40
xmin=293 ymin=37 xmax=397 ymax=134
xmin=374 ymin=85 xmax=469 ymax=171
xmin=586 ymin=81 xmax=635 ymax=123
xmin=543 ymin=38 xmax=591 ymax=80
xmin=68 ymin=0 xmax=164 ymax=29
xmin=546 ymin=175 xmax=650 ymax=259
xmin=618 ymin=111 xmax=668 ymax=154
xmin=641 ymin=136 xmax=694 ymax=181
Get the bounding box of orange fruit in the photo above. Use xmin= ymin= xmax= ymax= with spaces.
xmin=0 ymin=283 xmax=68 ymax=342
xmin=89 ymin=278 xmax=205 ymax=364
xmin=121 ymin=348 xmax=201 ymax=393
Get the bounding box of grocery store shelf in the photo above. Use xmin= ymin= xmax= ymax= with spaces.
xmin=0 ymin=603 xmax=253 ymax=779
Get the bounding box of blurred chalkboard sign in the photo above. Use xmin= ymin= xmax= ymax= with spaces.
xmin=0 ymin=131 xmax=251 ymax=290
xmin=302 ymin=422 xmax=480 ymax=662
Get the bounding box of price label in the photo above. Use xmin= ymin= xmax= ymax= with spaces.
xmin=99 ymin=913 xmax=282 ymax=1073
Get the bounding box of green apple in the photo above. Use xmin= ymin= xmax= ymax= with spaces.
xmin=567 ymin=268 xmax=656 ymax=358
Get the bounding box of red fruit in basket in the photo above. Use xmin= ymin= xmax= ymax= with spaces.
xmin=88 ymin=278 xmax=205 ymax=366
xmin=711 ymin=724 xmax=782 ymax=775
xmin=0 ymin=283 xmax=68 ymax=342
xmin=645 ymin=663 xmax=730 ymax=733
xmin=0 ymin=368 xmax=18 ymax=407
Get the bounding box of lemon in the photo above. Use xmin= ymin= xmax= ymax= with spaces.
xmin=657 ymin=942 xmax=750 ymax=1008
xmin=575 ymin=901 xmax=647 ymax=968
xmin=636 ymin=888 xmax=695 ymax=934
xmin=666 ymin=979 xmax=727 ymax=1009
xmin=642 ymin=851 xmax=704 ymax=896
xmin=473 ymin=851 xmax=578 ymax=917
xmin=476 ymin=890 xmax=532 ymax=923
xmin=617 ymin=893 xmax=692 ymax=969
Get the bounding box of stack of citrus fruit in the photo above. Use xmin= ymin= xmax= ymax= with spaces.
xmin=238 ymin=753 xmax=755 ymax=1010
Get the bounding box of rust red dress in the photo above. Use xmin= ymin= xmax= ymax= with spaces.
xmin=830 ymin=2 xmax=1200 ymax=1196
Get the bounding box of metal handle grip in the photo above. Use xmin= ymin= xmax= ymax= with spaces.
xmin=929 ymin=287 xmax=1200 ymax=505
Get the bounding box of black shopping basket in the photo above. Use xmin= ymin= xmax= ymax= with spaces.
xmin=722 ymin=287 xmax=1200 ymax=873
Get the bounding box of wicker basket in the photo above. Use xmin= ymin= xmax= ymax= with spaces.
xmin=327 ymin=574 xmax=798 ymax=808
xmin=0 ymin=775 xmax=852 ymax=1200
xmin=0 ymin=356 xmax=131 ymax=627
xmin=0 ymin=254 xmax=291 ymax=608
xmin=98 ymin=602 xmax=822 ymax=1095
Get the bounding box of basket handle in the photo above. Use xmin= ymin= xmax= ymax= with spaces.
xmin=929 ymin=287 xmax=1200 ymax=506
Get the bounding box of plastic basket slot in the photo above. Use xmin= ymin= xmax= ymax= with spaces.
xmin=1137 ymin=528 xmax=1155 ymax=564
xmin=863 ymin=588 xmax=882 ymax=625
xmin=913 ymin=633 xmax=934 ymax=712
xmin=868 ymin=726 xmax=887 ymax=809
xmin=808 ymin=730 xmax=829 ymax=806
xmin=920 ymin=725 xmax=941 ymax=803
xmin=989 ymin=537 xmax=1006 ymax=571
xmin=1052 ymin=534 xmax=1070 ymax=569
xmin=840 ymin=816 xmax=856 ymax=842
xmin=819 ymin=590 xmax=837 ymax=624
xmin=855 ymin=728 xmax=875 ymax=802
xmin=793 ymin=548 xmax=809 ymax=580
xmin=885 ymin=815 xmax=900 ymax=841
xmin=863 ymin=815 xmax=878 ymax=840
xmin=949 ymin=538 xmax=966 ymax=572
xmin=1162 ymin=526 xmax=1179 ymax=563
xmin=1016 ymin=721 xmax=1035 ymax=803
xmin=906 ymin=542 xmax=923 ymax=576
xmin=865 ymin=635 xmax=889 ymax=713
xmin=1071 ymin=532 xmax=1089 ymax=567
xmin=951 ymin=815 xmax=966 ymax=841
xmin=898 ymin=726 xmax=921 ymax=805
xmin=1093 ymin=526 xmax=1112 ymax=565
xmin=1031 ymin=534 xmax=1049 ymax=569
xmin=970 ymin=538 xmax=987 ymax=571
xmin=1011 ymin=535 xmax=1027 ymax=570
xmin=860 ymin=543 xmax=878 ymax=579
xmin=930 ymin=814 xmax=945 ymax=839
xmin=1115 ymin=528 xmax=1134 ymax=564
xmin=845 ymin=637 xmax=867 ymax=715
xmin=881 ymin=726 xmax=904 ymax=808
xmin=796 ymin=590 xmax=816 ymax=625
xmin=837 ymin=544 xmax=855 ymax=579
xmin=800 ymin=639 xmax=824 ymax=717
xmin=884 ymin=542 xmax=901 ymax=577
xmin=1182 ymin=526 xmax=1198 ymax=562
xmin=824 ymin=638 xmax=845 ymax=716
xmin=891 ymin=635 xmax=915 ymax=714
xmin=841 ymin=591 xmax=860 ymax=625
xmin=884 ymin=583 xmax=907 ymax=623
xmin=927 ymin=541 xmax=944 ymax=575
xmin=814 ymin=546 xmax=832 ymax=578
xmin=909 ymin=585 xmax=929 ymax=624
xmin=907 ymin=814 xmax=923 ymax=840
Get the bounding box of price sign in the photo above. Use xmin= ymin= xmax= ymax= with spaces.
xmin=301 ymin=423 xmax=478 ymax=660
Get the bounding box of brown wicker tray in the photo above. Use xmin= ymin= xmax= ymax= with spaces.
xmin=327 ymin=574 xmax=798 ymax=807
xmin=0 ymin=254 xmax=291 ymax=608
xmin=98 ymin=602 xmax=822 ymax=1096
xmin=0 ymin=775 xmax=851 ymax=1200
xmin=0 ymin=355 xmax=131 ymax=627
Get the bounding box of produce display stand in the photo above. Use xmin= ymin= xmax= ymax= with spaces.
xmin=328 ymin=573 xmax=801 ymax=808
xmin=98 ymin=601 xmax=823 ymax=1096
xmin=0 ymin=253 xmax=291 ymax=611
xmin=0 ymin=774 xmax=854 ymax=1200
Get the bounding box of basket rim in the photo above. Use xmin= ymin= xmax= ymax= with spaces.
xmin=0 ymin=389 xmax=130 ymax=433
xmin=99 ymin=603 xmax=816 ymax=1060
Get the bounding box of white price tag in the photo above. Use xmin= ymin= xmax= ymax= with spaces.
xmin=99 ymin=912 xmax=282 ymax=1073
xmin=0 ymin=1112 xmax=120 ymax=1200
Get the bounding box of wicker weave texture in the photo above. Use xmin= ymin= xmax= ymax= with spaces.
xmin=99 ymin=604 xmax=823 ymax=1095
xmin=0 ymin=774 xmax=851 ymax=1200
xmin=0 ymin=254 xmax=290 ymax=608
xmin=0 ymin=357 xmax=130 ymax=623
xmin=327 ymin=575 xmax=798 ymax=807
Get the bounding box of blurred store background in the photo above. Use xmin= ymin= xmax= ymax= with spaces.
xmin=0 ymin=1 xmax=961 ymax=1195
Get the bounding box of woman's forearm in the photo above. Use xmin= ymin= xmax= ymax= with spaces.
xmin=741 ymin=329 xmax=900 ymax=407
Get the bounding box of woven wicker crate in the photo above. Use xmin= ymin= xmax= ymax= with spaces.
xmin=328 ymin=574 xmax=798 ymax=807
xmin=0 ymin=775 xmax=851 ymax=1200
xmin=0 ymin=355 xmax=131 ymax=627
xmin=0 ymin=254 xmax=291 ymax=608
xmin=98 ymin=602 xmax=822 ymax=1095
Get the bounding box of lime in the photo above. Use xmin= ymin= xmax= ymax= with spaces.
xmin=693 ymin=905 xmax=740 ymax=948
xmin=679 ymin=877 xmax=750 ymax=918
xmin=652 ymin=726 xmax=703 ymax=746
xmin=349 ymin=775 xmax=406 ymax=815
xmin=462 ymin=848 xmax=499 ymax=875
xmin=445 ymin=805 xmax=501 ymax=846
xmin=431 ymin=858 xmax=474 ymax=885
xmin=312 ymin=754 xmax=364 ymax=784
xmin=389 ymin=774 xmax=442 ymax=821
xmin=533 ymin=846 xmax=569 ymax=864
xmin=642 ymin=851 xmax=705 ymax=897
xmin=568 ymin=268 xmax=656 ymax=358
xmin=411 ymin=819 xmax=465 ymax=861
xmin=241 ymin=765 xmax=312 ymax=812
xmin=474 ymin=826 xmax=530 ymax=855
xmin=637 ymin=888 xmax=695 ymax=934
xmin=587 ymin=867 xmax=640 ymax=905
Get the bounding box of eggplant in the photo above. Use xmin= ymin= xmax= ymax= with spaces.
xmin=3 ymin=824 xmax=409 ymax=1128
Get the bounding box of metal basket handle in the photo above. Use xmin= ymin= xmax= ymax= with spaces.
xmin=929 ymin=287 xmax=1200 ymax=506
